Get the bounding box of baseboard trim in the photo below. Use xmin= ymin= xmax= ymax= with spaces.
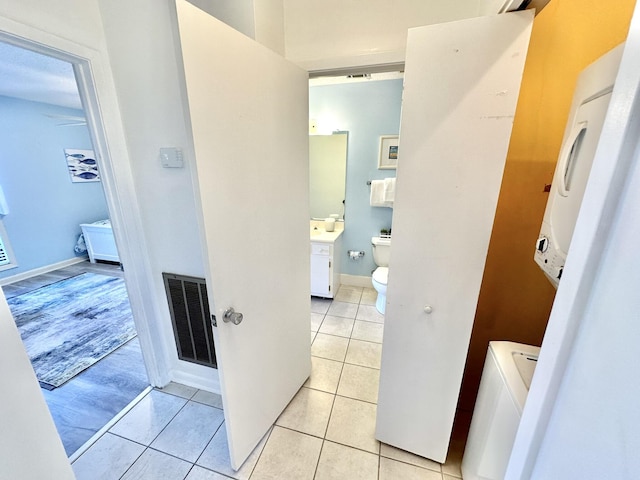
xmin=170 ymin=361 xmax=221 ymax=394
xmin=0 ymin=257 xmax=88 ymax=286
xmin=340 ymin=274 xmax=372 ymax=288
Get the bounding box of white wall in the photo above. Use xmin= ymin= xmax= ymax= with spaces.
xmin=0 ymin=0 xmax=104 ymax=47
xmin=97 ymin=0 xmax=218 ymax=388
xmin=254 ymin=0 xmax=285 ymax=55
xmin=97 ymin=1 xmax=205 ymax=279
xmin=478 ymin=0 xmax=511 ymax=14
xmin=188 ymin=0 xmax=285 ymax=55
xmin=188 ymin=0 xmax=256 ymax=38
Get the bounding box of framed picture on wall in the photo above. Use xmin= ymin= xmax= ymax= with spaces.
xmin=378 ymin=135 xmax=399 ymax=170
xmin=64 ymin=149 xmax=101 ymax=183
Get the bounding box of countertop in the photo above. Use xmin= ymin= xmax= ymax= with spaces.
xmin=310 ymin=220 xmax=344 ymax=244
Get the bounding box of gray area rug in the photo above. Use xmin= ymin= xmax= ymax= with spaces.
xmin=8 ymin=272 xmax=136 ymax=389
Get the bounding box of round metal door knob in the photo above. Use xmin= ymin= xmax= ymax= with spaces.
xmin=424 ymin=305 xmax=433 ymax=314
xmin=223 ymin=307 xmax=244 ymax=325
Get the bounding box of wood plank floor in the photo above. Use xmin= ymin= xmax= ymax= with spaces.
xmin=2 ymin=260 xmax=124 ymax=300
xmin=2 ymin=260 xmax=149 ymax=456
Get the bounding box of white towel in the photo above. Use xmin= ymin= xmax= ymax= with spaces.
xmin=383 ymin=177 xmax=396 ymax=206
xmin=369 ymin=180 xmax=387 ymax=207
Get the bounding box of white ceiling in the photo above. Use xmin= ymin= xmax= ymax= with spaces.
xmin=0 ymin=42 xmax=82 ymax=110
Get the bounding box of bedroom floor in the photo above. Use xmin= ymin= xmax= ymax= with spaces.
xmin=70 ymin=284 xmax=468 ymax=480
xmin=2 ymin=260 xmax=149 ymax=456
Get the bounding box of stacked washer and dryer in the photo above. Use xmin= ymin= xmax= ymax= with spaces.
xmin=461 ymin=44 xmax=624 ymax=480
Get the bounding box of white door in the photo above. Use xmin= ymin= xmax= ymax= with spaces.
xmin=376 ymin=11 xmax=534 ymax=462
xmin=0 ymin=294 xmax=74 ymax=479
xmin=175 ymin=0 xmax=311 ymax=470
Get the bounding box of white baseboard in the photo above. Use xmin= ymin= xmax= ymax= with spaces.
xmin=0 ymin=257 xmax=88 ymax=286
xmin=169 ymin=360 xmax=221 ymax=394
xmin=340 ymin=274 xmax=373 ymax=288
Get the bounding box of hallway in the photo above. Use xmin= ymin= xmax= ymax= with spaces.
xmin=71 ymin=284 xmax=465 ymax=479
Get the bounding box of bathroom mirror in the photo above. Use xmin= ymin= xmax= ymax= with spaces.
xmin=309 ymin=132 xmax=348 ymax=220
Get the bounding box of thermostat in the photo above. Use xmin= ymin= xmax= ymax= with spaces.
xmin=160 ymin=147 xmax=184 ymax=168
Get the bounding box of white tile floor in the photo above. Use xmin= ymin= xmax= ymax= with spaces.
xmin=72 ymin=285 xmax=465 ymax=479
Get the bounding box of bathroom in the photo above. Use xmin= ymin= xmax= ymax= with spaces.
xmin=308 ymin=0 xmax=635 ymax=473
xmin=309 ymin=73 xmax=401 ymax=286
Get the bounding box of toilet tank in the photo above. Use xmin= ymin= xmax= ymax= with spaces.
xmin=371 ymin=236 xmax=391 ymax=266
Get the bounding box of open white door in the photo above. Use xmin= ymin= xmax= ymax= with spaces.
xmin=174 ymin=0 xmax=311 ymax=470
xmin=0 ymin=293 xmax=74 ymax=479
xmin=376 ymin=11 xmax=534 ymax=462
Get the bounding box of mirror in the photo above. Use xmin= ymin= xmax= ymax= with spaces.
xmin=309 ymin=132 xmax=348 ymax=220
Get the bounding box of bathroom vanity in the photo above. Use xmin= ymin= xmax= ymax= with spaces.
xmin=310 ymin=221 xmax=343 ymax=298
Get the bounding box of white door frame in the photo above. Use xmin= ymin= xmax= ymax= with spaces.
xmin=0 ymin=21 xmax=168 ymax=387
xmin=506 ymin=8 xmax=640 ymax=478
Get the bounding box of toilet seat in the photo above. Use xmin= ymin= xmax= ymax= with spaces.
xmin=373 ymin=267 xmax=388 ymax=285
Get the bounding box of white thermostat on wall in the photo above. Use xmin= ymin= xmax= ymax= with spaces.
xmin=160 ymin=147 xmax=184 ymax=168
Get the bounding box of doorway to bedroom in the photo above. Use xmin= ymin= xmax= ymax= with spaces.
xmin=0 ymin=41 xmax=149 ymax=456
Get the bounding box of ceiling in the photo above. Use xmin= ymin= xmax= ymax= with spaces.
xmin=0 ymin=42 xmax=82 ymax=110
xmin=0 ymin=1 xmax=549 ymax=112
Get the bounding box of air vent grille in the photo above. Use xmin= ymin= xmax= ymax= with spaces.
xmin=0 ymin=235 xmax=9 ymax=266
xmin=162 ymin=273 xmax=217 ymax=368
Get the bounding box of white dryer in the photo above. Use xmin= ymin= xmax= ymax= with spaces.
xmin=534 ymin=45 xmax=623 ymax=287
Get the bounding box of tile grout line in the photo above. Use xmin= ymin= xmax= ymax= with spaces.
xmin=247 ymin=424 xmax=276 ymax=479
xmin=191 ymin=419 xmax=226 ymax=476
xmin=110 ymin=391 xmax=193 ymax=480
xmin=310 ymin=292 xmax=388 ymax=477
xmin=311 ymin=439 xmax=326 ymax=480
xmin=68 ymin=385 xmax=153 ymax=463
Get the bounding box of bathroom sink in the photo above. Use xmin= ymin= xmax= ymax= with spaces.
xmin=309 ymin=223 xmax=343 ymax=242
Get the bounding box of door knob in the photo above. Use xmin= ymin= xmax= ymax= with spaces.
xmin=223 ymin=307 xmax=244 ymax=325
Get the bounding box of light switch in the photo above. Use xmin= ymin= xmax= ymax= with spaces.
xmin=160 ymin=147 xmax=184 ymax=168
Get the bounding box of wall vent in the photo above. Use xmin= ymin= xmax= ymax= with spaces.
xmin=162 ymin=273 xmax=217 ymax=368
xmin=0 ymin=235 xmax=9 ymax=266
xmin=0 ymin=220 xmax=18 ymax=272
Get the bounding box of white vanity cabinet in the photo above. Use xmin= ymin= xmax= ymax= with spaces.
xmin=310 ymin=242 xmax=332 ymax=297
xmin=310 ymin=230 xmax=342 ymax=298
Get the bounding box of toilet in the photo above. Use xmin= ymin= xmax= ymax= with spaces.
xmin=371 ymin=236 xmax=391 ymax=314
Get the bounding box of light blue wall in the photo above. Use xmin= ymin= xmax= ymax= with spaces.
xmin=0 ymin=96 xmax=109 ymax=279
xmin=310 ymin=79 xmax=402 ymax=277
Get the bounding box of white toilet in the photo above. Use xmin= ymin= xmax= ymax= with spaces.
xmin=371 ymin=236 xmax=391 ymax=314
